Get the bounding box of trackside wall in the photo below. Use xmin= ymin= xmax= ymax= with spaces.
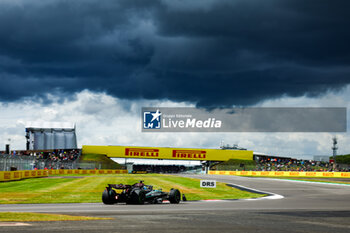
xmin=0 ymin=169 xmax=128 ymax=182
xmin=0 ymin=170 xmax=48 ymax=181
xmin=209 ymin=170 xmax=350 ymax=178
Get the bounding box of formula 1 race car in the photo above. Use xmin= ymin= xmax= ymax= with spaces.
xmin=102 ymin=181 xmax=183 ymax=205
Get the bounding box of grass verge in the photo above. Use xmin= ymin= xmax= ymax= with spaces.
xmin=0 ymin=212 xmax=111 ymax=222
xmin=78 ymin=154 xmax=122 ymax=169
xmin=0 ymin=174 xmax=265 ymax=204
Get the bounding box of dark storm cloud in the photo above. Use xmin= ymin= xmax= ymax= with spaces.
xmin=0 ymin=0 xmax=349 ymax=107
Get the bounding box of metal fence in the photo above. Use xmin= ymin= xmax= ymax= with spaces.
xmin=0 ymin=154 xmax=84 ymax=171
xmin=34 ymin=158 xmax=80 ymax=170
xmin=35 ymin=160 xmax=103 ymax=170
xmin=0 ymin=154 xmax=36 ymax=171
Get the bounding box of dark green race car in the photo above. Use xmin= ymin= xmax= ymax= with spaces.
xmin=102 ymin=181 xmax=184 ymax=205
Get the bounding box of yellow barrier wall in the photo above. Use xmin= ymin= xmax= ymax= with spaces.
xmin=0 ymin=170 xmax=49 ymax=182
xmin=0 ymin=169 xmax=128 ymax=182
xmin=46 ymin=169 xmax=127 ymax=176
xmin=82 ymin=145 xmax=253 ymax=161
xmin=208 ymin=170 xmax=350 ymax=178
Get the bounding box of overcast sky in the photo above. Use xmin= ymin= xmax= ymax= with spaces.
xmin=0 ymin=0 xmax=349 ymax=158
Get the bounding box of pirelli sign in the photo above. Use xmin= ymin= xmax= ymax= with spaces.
xmin=172 ymin=150 xmax=206 ymax=159
xmin=124 ymin=148 xmax=206 ymax=159
xmin=82 ymin=145 xmax=253 ymax=161
xmin=125 ymin=148 xmax=159 ymax=157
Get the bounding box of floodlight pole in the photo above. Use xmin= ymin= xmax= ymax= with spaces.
xmin=332 ymin=137 xmax=338 ymax=171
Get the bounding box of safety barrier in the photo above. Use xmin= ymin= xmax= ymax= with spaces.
xmin=47 ymin=169 xmax=128 ymax=176
xmin=0 ymin=170 xmax=49 ymax=181
xmin=0 ymin=169 xmax=128 ymax=182
xmin=208 ymin=170 xmax=350 ymax=178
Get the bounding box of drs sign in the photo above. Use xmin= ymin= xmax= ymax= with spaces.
xmin=200 ymin=180 xmax=216 ymax=188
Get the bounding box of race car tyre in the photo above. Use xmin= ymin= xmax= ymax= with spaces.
xmin=169 ymin=189 xmax=181 ymax=204
xmin=102 ymin=189 xmax=116 ymax=205
xmin=129 ymin=189 xmax=146 ymax=204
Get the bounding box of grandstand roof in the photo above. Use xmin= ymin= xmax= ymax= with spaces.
xmin=25 ymin=121 xmax=75 ymax=129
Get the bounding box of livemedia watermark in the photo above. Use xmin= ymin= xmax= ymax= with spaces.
xmin=141 ymin=107 xmax=347 ymax=132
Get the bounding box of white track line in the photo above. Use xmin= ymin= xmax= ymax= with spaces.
xmin=0 ymin=223 xmax=31 ymax=226
xmin=226 ymin=182 xmax=284 ymax=200
xmin=196 ymin=182 xmax=284 ymax=202
xmin=248 ymin=177 xmax=350 ymax=187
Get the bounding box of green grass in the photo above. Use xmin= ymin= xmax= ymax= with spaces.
xmin=79 ymin=154 xmax=122 ymax=169
xmin=330 ymin=154 xmax=350 ymax=164
xmin=0 ymin=174 xmax=265 ymax=204
xmin=0 ymin=212 xmax=111 ymax=222
xmin=213 ymin=159 xmax=256 ymax=171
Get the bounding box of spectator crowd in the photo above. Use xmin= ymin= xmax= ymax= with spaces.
xmin=1 ymin=149 xmax=80 ymax=162
xmin=254 ymin=156 xmax=349 ymax=172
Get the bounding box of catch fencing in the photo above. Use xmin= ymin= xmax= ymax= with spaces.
xmin=0 ymin=154 xmax=101 ymax=171
xmin=0 ymin=154 xmax=35 ymax=171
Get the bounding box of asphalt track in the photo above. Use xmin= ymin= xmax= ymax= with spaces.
xmin=1 ymin=174 xmax=350 ymax=233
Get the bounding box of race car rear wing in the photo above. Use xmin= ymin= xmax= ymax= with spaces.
xmin=107 ymin=184 xmax=131 ymax=189
xmin=107 ymin=181 xmax=148 ymax=190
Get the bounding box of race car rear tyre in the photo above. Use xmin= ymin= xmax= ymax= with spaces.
xmin=169 ymin=189 xmax=181 ymax=204
xmin=102 ymin=189 xmax=116 ymax=205
xmin=128 ymin=189 xmax=146 ymax=204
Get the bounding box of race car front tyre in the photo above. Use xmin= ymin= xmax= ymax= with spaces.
xmin=169 ymin=189 xmax=181 ymax=204
xmin=102 ymin=189 xmax=116 ymax=205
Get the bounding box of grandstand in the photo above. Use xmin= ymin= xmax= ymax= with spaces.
xmin=25 ymin=122 xmax=77 ymax=150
